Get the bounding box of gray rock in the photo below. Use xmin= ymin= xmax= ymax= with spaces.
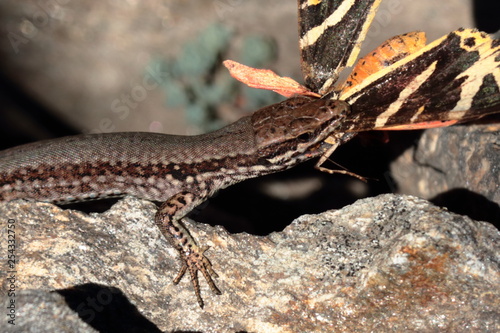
xmin=1 ymin=290 xmax=98 ymax=333
xmin=0 ymin=194 xmax=498 ymax=332
xmin=390 ymin=125 xmax=500 ymax=226
xmin=391 ymin=125 xmax=499 ymax=204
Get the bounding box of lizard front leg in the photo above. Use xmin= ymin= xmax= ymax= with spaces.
xmin=155 ymin=191 xmax=221 ymax=308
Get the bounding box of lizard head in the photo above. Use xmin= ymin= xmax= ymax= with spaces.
xmin=251 ymin=96 xmax=350 ymax=166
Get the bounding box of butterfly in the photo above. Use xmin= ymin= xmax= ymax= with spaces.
xmin=225 ymin=0 xmax=500 ymax=173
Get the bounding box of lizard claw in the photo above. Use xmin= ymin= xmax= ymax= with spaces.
xmin=173 ymin=246 xmax=221 ymax=308
xmin=155 ymin=194 xmax=221 ymax=307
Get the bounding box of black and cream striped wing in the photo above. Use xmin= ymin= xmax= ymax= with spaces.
xmin=338 ymin=29 xmax=500 ymax=131
xmin=298 ymin=0 xmax=381 ymax=96
xmin=298 ymin=1 xmax=499 ymax=131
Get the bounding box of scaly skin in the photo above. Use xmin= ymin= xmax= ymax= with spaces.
xmin=0 ymin=96 xmax=350 ymax=307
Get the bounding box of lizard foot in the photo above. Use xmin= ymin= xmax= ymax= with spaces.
xmin=173 ymin=246 xmax=221 ymax=308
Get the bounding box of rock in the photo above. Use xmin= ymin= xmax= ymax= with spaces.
xmin=391 ymin=125 xmax=499 ymax=203
xmin=0 ymin=194 xmax=499 ymax=332
xmin=2 ymin=290 xmax=98 ymax=333
xmin=390 ymin=124 xmax=500 ymax=224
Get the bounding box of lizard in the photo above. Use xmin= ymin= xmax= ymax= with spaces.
xmin=0 ymin=96 xmax=351 ymax=307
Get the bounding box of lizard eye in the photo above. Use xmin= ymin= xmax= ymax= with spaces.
xmin=297 ymin=131 xmax=313 ymax=143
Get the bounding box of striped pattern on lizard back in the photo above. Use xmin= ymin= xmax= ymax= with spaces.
xmin=0 ymin=118 xmax=261 ymax=204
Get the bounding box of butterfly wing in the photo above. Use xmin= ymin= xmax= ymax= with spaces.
xmin=298 ymin=0 xmax=382 ymax=95
xmin=338 ymin=29 xmax=500 ymax=131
